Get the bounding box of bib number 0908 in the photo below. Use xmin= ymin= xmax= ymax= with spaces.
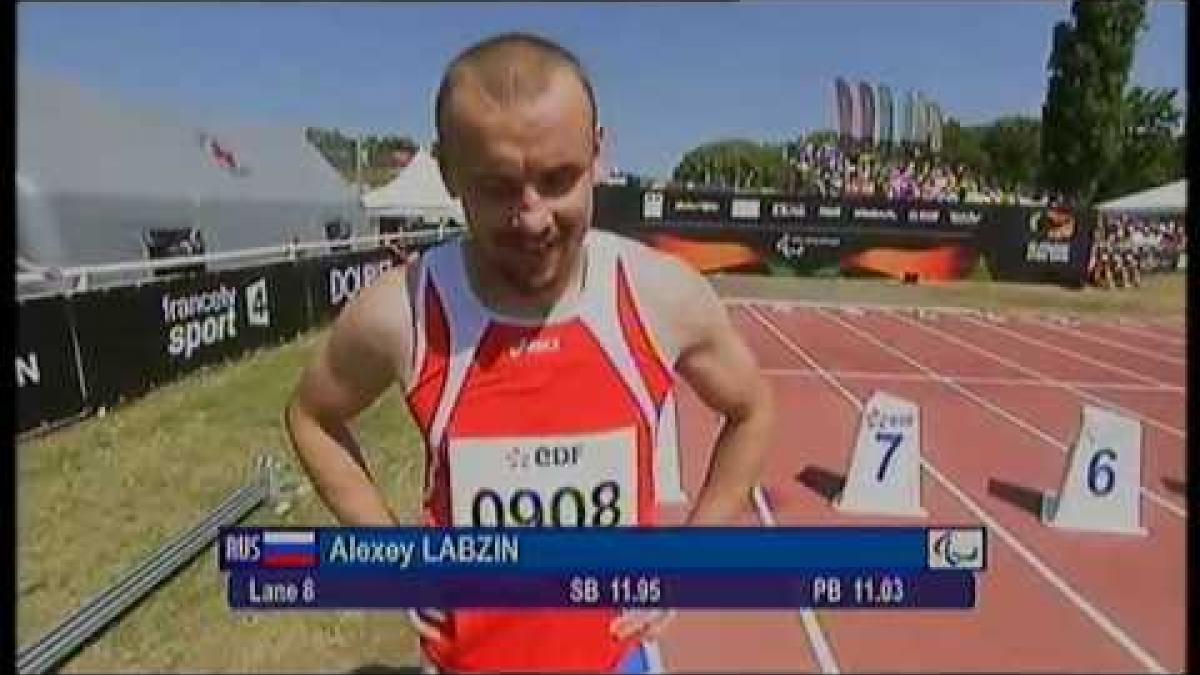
xmin=471 ymin=481 xmax=622 ymax=528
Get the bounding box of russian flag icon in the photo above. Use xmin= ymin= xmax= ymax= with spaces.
xmin=262 ymin=531 xmax=318 ymax=568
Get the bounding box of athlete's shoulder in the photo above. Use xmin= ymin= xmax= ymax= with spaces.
xmin=326 ymin=248 xmax=428 ymax=379
xmin=590 ymin=228 xmax=720 ymax=360
xmin=591 ymin=229 xmax=707 ymax=299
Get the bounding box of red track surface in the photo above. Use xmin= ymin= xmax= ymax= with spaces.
xmin=656 ymin=301 xmax=1186 ymax=673
xmin=999 ymin=317 xmax=1185 ymax=389
xmin=1069 ymin=320 xmax=1187 ymax=359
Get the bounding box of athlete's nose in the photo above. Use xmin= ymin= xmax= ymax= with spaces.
xmin=507 ymin=186 xmax=553 ymax=236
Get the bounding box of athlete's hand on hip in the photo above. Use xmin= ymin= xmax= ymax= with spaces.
xmin=609 ymin=608 xmax=676 ymax=641
xmin=407 ymin=608 xmax=449 ymax=642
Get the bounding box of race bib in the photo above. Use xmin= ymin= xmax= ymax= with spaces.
xmin=448 ymin=428 xmax=638 ymax=528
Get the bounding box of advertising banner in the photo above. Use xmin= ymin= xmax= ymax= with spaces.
xmin=303 ymin=249 xmax=403 ymax=325
xmin=594 ymin=186 xmax=1091 ymax=286
xmin=17 ymin=296 xmax=88 ymax=433
xmin=73 ymin=263 xmax=309 ymax=407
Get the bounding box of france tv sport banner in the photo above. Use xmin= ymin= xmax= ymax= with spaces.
xmin=877 ymin=84 xmax=894 ymax=147
xmin=70 ymin=263 xmax=308 ymax=407
xmin=834 ymin=77 xmax=854 ymax=143
xmin=858 ymin=81 xmax=876 ymax=146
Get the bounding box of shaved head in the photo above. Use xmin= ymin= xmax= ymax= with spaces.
xmin=435 ymin=32 xmax=597 ymax=152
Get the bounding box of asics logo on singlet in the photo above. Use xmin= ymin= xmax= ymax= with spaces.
xmin=504 ymin=444 xmax=583 ymax=470
xmin=507 ymin=336 xmax=560 ymax=359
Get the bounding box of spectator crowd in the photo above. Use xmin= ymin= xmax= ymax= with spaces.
xmin=1088 ymin=213 xmax=1186 ymax=289
xmin=791 ymin=141 xmax=1041 ymax=205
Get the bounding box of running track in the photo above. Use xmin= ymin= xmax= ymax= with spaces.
xmin=656 ymin=302 xmax=1185 ymax=673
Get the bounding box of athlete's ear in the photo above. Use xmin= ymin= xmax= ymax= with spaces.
xmin=591 ymin=125 xmax=606 ymax=180
xmin=433 ymin=139 xmax=460 ymax=199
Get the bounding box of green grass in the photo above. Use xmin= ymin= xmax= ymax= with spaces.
xmin=17 ymin=329 xmax=427 ymax=673
xmin=16 ymin=271 xmax=1186 ymax=672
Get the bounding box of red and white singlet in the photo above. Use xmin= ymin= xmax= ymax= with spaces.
xmin=404 ymin=229 xmax=676 ymax=673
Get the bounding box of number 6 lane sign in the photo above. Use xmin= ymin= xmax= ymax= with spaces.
xmin=1042 ymin=405 xmax=1146 ymax=536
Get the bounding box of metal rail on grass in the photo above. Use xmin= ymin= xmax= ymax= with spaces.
xmin=17 ymin=455 xmax=281 ymax=674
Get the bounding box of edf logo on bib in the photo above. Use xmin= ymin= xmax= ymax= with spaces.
xmin=505 ymin=444 xmax=582 ymax=470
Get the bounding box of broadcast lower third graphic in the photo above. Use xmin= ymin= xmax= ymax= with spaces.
xmin=927 ymin=527 xmax=986 ymax=570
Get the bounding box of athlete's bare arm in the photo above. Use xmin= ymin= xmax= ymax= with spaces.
xmin=284 ymin=263 xmax=417 ymax=527
xmin=630 ymin=246 xmax=774 ymax=525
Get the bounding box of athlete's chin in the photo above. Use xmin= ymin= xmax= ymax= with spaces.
xmin=501 ymin=264 xmax=566 ymax=296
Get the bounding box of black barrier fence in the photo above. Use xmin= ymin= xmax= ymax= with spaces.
xmin=17 ymin=296 xmax=88 ymax=432
xmin=303 ymin=249 xmax=400 ymax=325
xmin=594 ymin=185 xmax=1093 ymax=285
xmin=72 ymin=263 xmax=310 ymax=408
xmin=17 ymin=244 xmax=429 ymax=435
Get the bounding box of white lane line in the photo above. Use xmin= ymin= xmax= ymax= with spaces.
xmin=760 ymin=368 xmax=1183 ymax=393
xmin=747 ymin=305 xmax=1168 ymax=674
xmin=946 ymin=314 xmax=1186 ymax=440
xmin=1089 ymin=321 xmax=1186 ymax=348
xmin=950 ymin=314 xmax=1172 ymax=388
xmin=1023 ymin=317 xmax=1186 ymax=367
xmin=751 ymin=483 xmax=839 ymax=673
xmin=722 ymin=297 xmax=977 ymax=314
xmin=810 ymin=308 xmax=1184 ymax=519
xmin=893 ymin=313 xmax=1186 ymax=440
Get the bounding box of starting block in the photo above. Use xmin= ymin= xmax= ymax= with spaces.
xmin=655 ymin=390 xmax=688 ymax=505
xmin=835 ymin=391 xmax=926 ymax=517
xmin=1041 ymin=405 xmax=1146 ymax=535
xmin=916 ymin=309 xmax=938 ymax=322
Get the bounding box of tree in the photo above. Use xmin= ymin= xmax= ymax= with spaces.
xmin=305 ymin=127 xmax=420 ymax=183
xmin=1101 ymin=86 xmax=1184 ymax=198
xmin=673 ymin=139 xmax=788 ymax=190
xmin=939 ymin=117 xmax=990 ymax=174
xmin=981 ymin=116 xmax=1041 ymax=193
xmin=1041 ymin=0 xmax=1147 ymax=205
xmin=801 ymin=129 xmax=840 ymax=149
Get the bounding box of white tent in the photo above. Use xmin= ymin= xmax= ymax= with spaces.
xmin=363 ymin=149 xmax=465 ymax=223
xmin=17 ymin=70 xmax=363 ymax=270
xmin=1096 ymin=179 xmax=1187 ymax=214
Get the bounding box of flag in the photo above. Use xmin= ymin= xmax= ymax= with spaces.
xmin=858 ymin=81 xmax=876 ymax=146
xmin=834 ymin=77 xmax=854 ymax=143
xmin=262 ymin=531 xmax=318 ymax=568
xmin=929 ymin=103 xmax=944 ymax=154
xmin=900 ymin=91 xmax=915 ymax=145
xmin=878 ymin=84 xmax=894 ymax=147
xmin=209 ymin=138 xmax=238 ymax=171
xmin=913 ymin=92 xmax=927 ymax=146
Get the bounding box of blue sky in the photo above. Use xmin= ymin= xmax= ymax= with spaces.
xmin=18 ymin=2 xmax=1187 ymax=178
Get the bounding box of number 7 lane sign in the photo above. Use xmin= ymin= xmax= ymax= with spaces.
xmin=836 ymin=391 xmax=927 ymax=518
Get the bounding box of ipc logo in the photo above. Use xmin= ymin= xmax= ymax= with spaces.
xmin=928 ymin=528 xmax=985 ymax=570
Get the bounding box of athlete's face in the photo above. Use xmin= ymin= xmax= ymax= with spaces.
xmin=439 ymin=70 xmax=602 ymax=298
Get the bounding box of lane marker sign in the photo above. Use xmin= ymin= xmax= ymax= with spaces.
xmin=836 ymin=391 xmax=927 ymax=517
xmin=1041 ymin=405 xmax=1146 ymax=536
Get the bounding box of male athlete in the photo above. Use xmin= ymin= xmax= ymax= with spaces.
xmin=285 ymin=32 xmax=774 ymax=673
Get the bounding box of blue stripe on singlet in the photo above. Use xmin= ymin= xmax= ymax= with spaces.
xmin=616 ymin=642 xmax=651 ymax=673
